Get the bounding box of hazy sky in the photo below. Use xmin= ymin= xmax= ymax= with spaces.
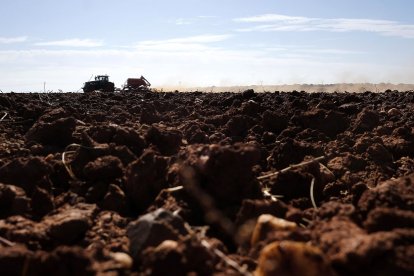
xmin=1 ymin=0 xmax=414 ymax=91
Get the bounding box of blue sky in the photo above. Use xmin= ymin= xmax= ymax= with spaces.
xmin=1 ymin=0 xmax=414 ymax=91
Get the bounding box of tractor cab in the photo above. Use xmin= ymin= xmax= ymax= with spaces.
xmin=95 ymin=75 xmax=109 ymax=82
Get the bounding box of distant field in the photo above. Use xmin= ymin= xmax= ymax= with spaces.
xmin=172 ymin=83 xmax=414 ymax=93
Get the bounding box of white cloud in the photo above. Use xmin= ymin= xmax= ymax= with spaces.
xmin=143 ymin=34 xmax=231 ymax=44
xmin=235 ymin=14 xmax=311 ymax=24
xmin=34 ymin=38 xmax=103 ymax=47
xmin=174 ymin=15 xmax=217 ymax=25
xmin=265 ymin=46 xmax=361 ymax=55
xmin=133 ymin=34 xmax=232 ymax=52
xmin=175 ymin=18 xmax=193 ymax=25
xmin=234 ymin=14 xmax=414 ymax=38
xmin=0 ymin=36 xmax=27 ymax=44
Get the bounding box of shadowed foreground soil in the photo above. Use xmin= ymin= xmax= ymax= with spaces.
xmin=0 ymin=90 xmax=414 ymax=275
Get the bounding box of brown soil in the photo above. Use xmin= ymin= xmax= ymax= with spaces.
xmin=0 ymin=90 xmax=414 ymax=275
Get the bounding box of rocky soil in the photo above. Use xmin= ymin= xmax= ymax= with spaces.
xmin=0 ymin=90 xmax=414 ymax=275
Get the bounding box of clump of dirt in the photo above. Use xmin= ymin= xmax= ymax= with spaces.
xmin=25 ymin=108 xmax=77 ymax=147
xmin=125 ymin=149 xmax=169 ymax=213
xmin=173 ymin=143 xmax=262 ymax=207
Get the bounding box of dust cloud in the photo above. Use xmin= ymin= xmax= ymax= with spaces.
xmin=156 ymin=83 xmax=414 ymax=93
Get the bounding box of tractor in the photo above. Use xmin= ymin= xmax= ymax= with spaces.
xmin=122 ymin=75 xmax=151 ymax=92
xmin=83 ymin=75 xmax=115 ymax=93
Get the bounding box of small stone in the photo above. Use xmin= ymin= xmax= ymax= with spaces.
xmin=154 ymin=240 xmax=179 ymax=252
xmin=251 ymin=214 xmax=297 ymax=245
xmin=109 ymin=252 xmax=133 ymax=269
xmin=127 ymin=208 xmax=189 ymax=262
xmin=387 ymin=108 xmax=401 ymax=116
xmin=255 ymin=241 xmax=334 ymax=276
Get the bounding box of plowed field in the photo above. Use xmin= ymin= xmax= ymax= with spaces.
xmin=1 ymin=90 xmax=414 ymax=275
